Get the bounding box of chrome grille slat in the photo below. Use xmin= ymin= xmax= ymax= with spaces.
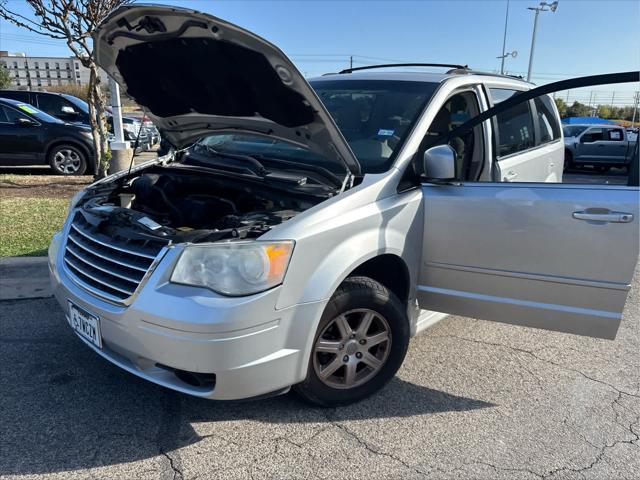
xmin=66 ymin=245 xmax=144 ymax=284
xmin=63 ymin=212 xmax=167 ymax=303
xmin=67 ymin=233 xmax=150 ymax=272
xmin=65 ymin=257 xmax=136 ymax=296
xmin=64 ymin=268 xmax=128 ymax=303
xmin=71 ymin=222 xmax=157 ymax=259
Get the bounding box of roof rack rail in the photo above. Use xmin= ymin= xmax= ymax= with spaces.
xmin=339 ymin=63 xmax=469 ymax=74
xmin=446 ymin=67 xmax=525 ymax=80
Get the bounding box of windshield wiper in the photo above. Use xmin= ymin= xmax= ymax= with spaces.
xmin=249 ymin=153 xmax=344 ymax=188
xmin=193 ymin=144 xmax=269 ymax=177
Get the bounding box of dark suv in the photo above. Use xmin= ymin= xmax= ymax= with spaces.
xmin=0 ymin=90 xmax=90 ymax=124
xmin=0 ymin=97 xmax=96 ymax=175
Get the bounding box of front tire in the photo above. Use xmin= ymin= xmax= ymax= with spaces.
xmin=294 ymin=276 xmax=410 ymax=407
xmin=48 ymin=145 xmax=87 ymax=175
xmin=563 ymin=150 xmax=573 ymax=172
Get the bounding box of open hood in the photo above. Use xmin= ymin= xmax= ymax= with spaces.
xmin=94 ymin=5 xmax=360 ymax=175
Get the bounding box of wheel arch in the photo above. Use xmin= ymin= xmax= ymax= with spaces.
xmin=348 ymin=254 xmax=411 ymax=305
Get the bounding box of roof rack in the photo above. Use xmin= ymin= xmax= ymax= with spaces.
xmin=447 ymin=68 xmax=526 ymax=80
xmin=338 ymin=63 xmax=469 ymax=74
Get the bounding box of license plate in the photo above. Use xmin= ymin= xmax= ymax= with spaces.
xmin=68 ymin=301 xmax=102 ymax=349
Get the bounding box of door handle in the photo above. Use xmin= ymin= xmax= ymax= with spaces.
xmin=504 ymin=171 xmax=518 ymax=181
xmin=573 ymin=210 xmax=634 ymax=223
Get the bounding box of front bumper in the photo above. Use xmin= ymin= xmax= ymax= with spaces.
xmin=49 ymin=231 xmax=327 ymax=400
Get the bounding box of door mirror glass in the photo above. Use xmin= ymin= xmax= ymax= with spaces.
xmin=423 ymin=145 xmax=456 ymax=180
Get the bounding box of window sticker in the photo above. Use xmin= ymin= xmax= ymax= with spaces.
xmin=609 ymin=130 xmax=622 ymax=140
xmin=17 ymin=104 xmax=37 ymax=114
xmin=377 ymin=129 xmax=395 ymax=136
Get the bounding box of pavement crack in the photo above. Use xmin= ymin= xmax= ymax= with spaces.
xmin=160 ymin=449 xmax=183 ymax=480
xmin=430 ymin=334 xmax=639 ymax=398
xmin=326 ymin=413 xmax=428 ymax=478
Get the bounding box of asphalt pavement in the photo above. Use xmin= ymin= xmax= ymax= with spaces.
xmin=1 ymin=261 xmax=638 ymax=479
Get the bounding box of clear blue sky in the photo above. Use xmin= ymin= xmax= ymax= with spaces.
xmin=1 ymin=0 xmax=639 ymax=104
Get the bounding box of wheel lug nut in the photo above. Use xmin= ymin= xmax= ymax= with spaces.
xmin=359 ymin=339 xmax=366 ymax=345
xmin=343 ymin=355 xmax=349 ymax=363
xmin=355 ymin=352 xmax=363 ymax=359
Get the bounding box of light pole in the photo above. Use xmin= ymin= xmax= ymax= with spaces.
xmin=497 ymin=50 xmax=518 ymax=75
xmin=499 ymin=0 xmax=510 ymax=75
xmin=526 ymin=1 xmax=558 ymax=82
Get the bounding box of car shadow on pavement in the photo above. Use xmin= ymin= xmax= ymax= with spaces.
xmin=0 ymin=298 xmax=494 ymax=476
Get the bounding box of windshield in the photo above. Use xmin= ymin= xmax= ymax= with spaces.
xmin=310 ymin=79 xmax=438 ymax=173
xmin=194 ymin=133 xmax=332 ymax=170
xmin=562 ymin=125 xmax=589 ymax=137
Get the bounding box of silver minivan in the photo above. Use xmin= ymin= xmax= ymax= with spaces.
xmin=49 ymin=5 xmax=639 ymax=406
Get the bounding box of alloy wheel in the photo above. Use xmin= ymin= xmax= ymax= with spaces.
xmin=53 ymin=148 xmax=82 ymax=174
xmin=312 ymin=308 xmax=391 ymax=389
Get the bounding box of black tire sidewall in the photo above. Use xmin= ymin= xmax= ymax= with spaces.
xmin=49 ymin=145 xmax=87 ymax=175
xmin=294 ymin=276 xmax=410 ymax=407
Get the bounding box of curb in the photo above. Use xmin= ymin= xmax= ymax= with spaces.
xmin=0 ymin=256 xmax=52 ymax=300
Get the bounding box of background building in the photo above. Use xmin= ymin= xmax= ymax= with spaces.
xmin=0 ymin=51 xmax=109 ymax=89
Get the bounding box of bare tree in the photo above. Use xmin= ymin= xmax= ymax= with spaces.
xmin=0 ymin=0 xmax=130 ymax=177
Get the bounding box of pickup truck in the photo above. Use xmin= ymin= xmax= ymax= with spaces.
xmin=564 ymin=123 xmax=638 ymax=172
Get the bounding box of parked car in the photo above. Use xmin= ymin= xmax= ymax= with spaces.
xmin=0 ymin=97 xmax=96 ymax=174
xmin=0 ymin=89 xmax=91 ymax=124
xmin=1 ymin=89 xmax=158 ymax=150
xmin=48 ymin=5 xmax=639 ymax=406
xmin=106 ymin=116 xmax=151 ymax=151
xmin=563 ymin=124 xmax=638 ymax=172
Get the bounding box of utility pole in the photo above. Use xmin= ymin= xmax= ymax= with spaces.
xmin=526 ymin=1 xmax=559 ymax=82
xmin=500 ymin=0 xmax=510 ymax=75
xmin=349 ymin=55 xmax=353 ymax=70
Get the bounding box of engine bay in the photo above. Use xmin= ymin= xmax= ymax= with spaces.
xmin=77 ymin=164 xmax=332 ymax=244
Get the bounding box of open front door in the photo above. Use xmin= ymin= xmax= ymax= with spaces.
xmin=417 ymin=183 xmax=638 ymax=339
xmin=416 ymin=71 xmax=639 ymax=340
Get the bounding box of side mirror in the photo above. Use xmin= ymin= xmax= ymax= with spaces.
xmin=423 ymin=145 xmax=457 ymax=181
xmin=61 ymin=106 xmax=77 ymax=115
xmin=15 ymin=117 xmax=36 ymax=127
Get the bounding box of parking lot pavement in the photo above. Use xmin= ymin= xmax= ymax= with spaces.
xmin=1 ymin=267 xmax=638 ymax=480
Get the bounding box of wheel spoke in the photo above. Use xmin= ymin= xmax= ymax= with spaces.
xmin=366 ymin=331 xmax=389 ymax=347
xmin=344 ymin=361 xmax=357 ymax=386
xmin=318 ymin=356 xmax=343 ymax=379
xmin=315 ymin=339 xmax=341 ymax=353
xmin=356 ymin=311 xmax=374 ymax=337
xmin=362 ymin=352 xmax=382 ymax=370
xmin=334 ymin=315 xmax=352 ymax=340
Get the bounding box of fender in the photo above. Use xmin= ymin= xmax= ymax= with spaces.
xmin=274 ymin=187 xmax=424 ymax=310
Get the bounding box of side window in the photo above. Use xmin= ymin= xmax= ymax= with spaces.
xmin=607 ymin=128 xmax=624 ymax=141
xmin=0 ymin=106 xmax=11 ymax=123
xmin=36 ymin=94 xmax=64 ymax=117
xmin=534 ymin=96 xmax=561 ymax=145
xmin=2 ymin=105 xmax=31 ymax=123
xmin=489 ymin=88 xmax=535 ymax=157
xmin=581 ymin=128 xmax=604 ymax=143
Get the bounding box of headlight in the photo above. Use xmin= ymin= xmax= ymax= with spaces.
xmin=170 ymin=241 xmax=294 ymax=296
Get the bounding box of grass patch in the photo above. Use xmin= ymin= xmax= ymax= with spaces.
xmin=1 ymin=198 xmax=69 ymax=257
